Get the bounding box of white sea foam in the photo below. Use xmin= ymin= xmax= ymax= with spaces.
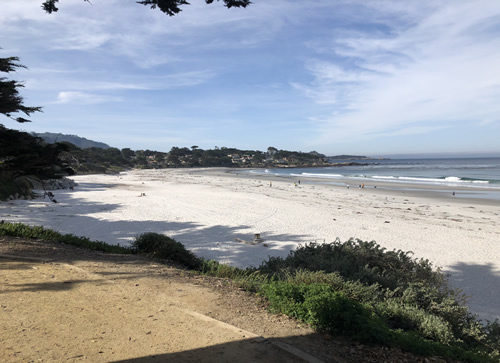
xmin=372 ymin=175 xmax=396 ymax=180
xmin=294 ymin=172 xmax=344 ymax=178
xmin=371 ymin=175 xmax=491 ymax=187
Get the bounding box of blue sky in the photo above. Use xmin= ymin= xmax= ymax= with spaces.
xmin=2 ymin=0 xmax=500 ymax=156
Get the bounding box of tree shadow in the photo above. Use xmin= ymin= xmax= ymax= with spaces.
xmin=111 ymin=335 xmax=323 ymax=363
xmin=109 ymin=332 xmax=424 ymax=363
xmin=1 ymin=185 xmax=312 ymax=268
xmin=446 ymin=262 xmax=500 ymax=323
xmin=1 ymin=279 xmax=97 ymax=293
xmin=0 ymin=256 xmax=159 ymax=294
xmin=0 ymin=261 xmax=36 ymax=270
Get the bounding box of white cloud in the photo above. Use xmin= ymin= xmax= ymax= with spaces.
xmin=295 ymin=1 xmax=500 ymax=146
xmin=3 ymin=0 xmax=499 ymax=154
xmin=55 ymin=91 xmax=121 ymax=104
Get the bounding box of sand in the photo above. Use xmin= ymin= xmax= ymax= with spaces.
xmin=1 ymin=168 xmax=499 ymax=322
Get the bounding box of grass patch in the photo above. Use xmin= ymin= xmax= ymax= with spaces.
xmin=0 ymin=222 xmax=133 ymax=254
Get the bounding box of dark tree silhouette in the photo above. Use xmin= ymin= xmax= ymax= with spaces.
xmin=0 ymin=56 xmax=42 ymax=123
xmin=41 ymin=0 xmax=251 ymax=16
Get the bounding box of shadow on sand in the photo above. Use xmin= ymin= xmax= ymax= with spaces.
xmin=446 ymin=261 xmax=500 ymax=323
xmin=1 ymin=187 xmax=312 ymax=268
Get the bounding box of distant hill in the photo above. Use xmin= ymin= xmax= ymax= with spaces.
xmin=327 ymin=155 xmax=369 ymax=160
xmin=32 ymin=132 xmax=110 ymax=149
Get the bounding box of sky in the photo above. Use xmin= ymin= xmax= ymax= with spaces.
xmin=2 ymin=0 xmax=500 ymax=156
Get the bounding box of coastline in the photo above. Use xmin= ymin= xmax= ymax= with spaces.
xmin=1 ymin=167 xmax=499 ymax=322
xmin=221 ymin=168 xmax=500 ymax=205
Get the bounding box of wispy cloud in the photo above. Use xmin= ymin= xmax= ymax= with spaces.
xmin=2 ymin=0 xmax=499 ymax=154
xmin=55 ymin=91 xmax=121 ymax=104
xmin=295 ymin=1 xmax=500 ymax=147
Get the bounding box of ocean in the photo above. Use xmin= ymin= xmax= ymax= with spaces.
xmin=250 ymin=157 xmax=500 ymax=201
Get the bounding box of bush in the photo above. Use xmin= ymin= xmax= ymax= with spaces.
xmin=132 ymin=232 xmax=201 ymax=269
xmin=484 ymin=320 xmax=500 ymax=359
xmin=258 ymin=239 xmax=445 ymax=291
xmin=255 ymin=239 xmax=500 ymax=360
xmin=261 ymin=281 xmax=390 ymax=344
xmin=375 ymin=300 xmax=456 ymax=344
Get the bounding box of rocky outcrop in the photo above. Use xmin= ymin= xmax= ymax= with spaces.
xmin=29 ymin=177 xmax=77 ymax=191
xmin=3 ymin=176 xmax=77 ymax=201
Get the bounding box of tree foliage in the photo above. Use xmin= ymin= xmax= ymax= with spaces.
xmin=41 ymin=0 xmax=251 ymax=16
xmin=0 ymin=125 xmax=73 ymax=180
xmin=0 ymin=125 xmax=75 ymax=200
xmin=0 ymin=56 xmax=42 ymax=123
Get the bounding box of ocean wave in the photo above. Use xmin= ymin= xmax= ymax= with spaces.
xmin=371 ymin=175 xmax=491 ymax=185
xmin=293 ymin=172 xmax=344 ymax=178
xmin=248 ymin=166 xmax=499 ymax=189
xmin=372 ymin=175 xmax=396 ymax=180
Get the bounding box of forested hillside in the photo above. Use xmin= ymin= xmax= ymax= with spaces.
xmin=33 ymin=132 xmax=110 ymax=149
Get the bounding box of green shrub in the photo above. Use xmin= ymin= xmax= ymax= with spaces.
xmin=258 ymin=239 xmax=445 ymax=291
xmin=255 ymin=239 xmax=500 ymax=360
xmin=199 ymin=259 xmax=269 ymax=292
xmin=261 ymin=281 xmax=390 ymax=344
xmin=484 ymin=320 xmax=500 ymax=359
xmin=375 ymin=300 xmax=456 ymax=344
xmin=273 ymin=269 xmax=383 ymax=304
xmin=283 ymin=269 xmax=344 ymax=286
xmin=395 ymin=282 xmax=486 ymax=345
xmin=132 ymin=232 xmax=201 ymax=269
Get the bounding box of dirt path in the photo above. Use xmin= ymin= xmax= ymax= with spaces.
xmin=0 ymin=237 xmax=442 ymax=362
xmin=1 ymin=258 xmax=308 ymax=362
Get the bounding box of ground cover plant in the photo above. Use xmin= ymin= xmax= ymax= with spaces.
xmin=0 ymin=222 xmax=132 ymax=254
xmin=1 ymin=222 xmax=498 ymax=361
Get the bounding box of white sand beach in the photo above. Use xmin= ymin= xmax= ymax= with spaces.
xmin=2 ymin=168 xmax=499 ymax=322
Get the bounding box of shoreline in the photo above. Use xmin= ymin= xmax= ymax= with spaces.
xmin=204 ymin=167 xmax=500 ymax=206
xmin=1 ymin=168 xmax=499 ymax=322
